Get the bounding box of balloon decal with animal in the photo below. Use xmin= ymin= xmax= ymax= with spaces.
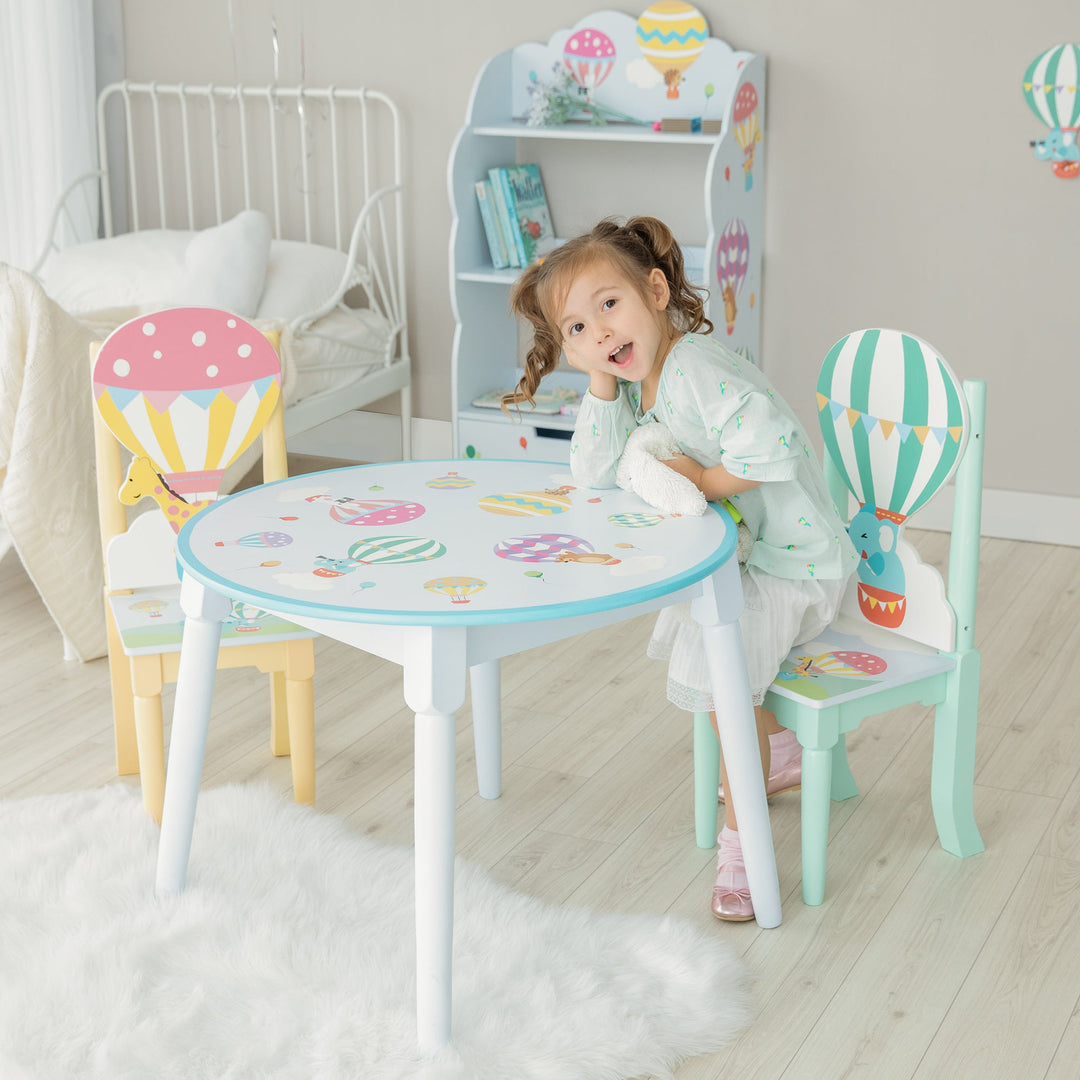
xmin=817 ymin=329 xmax=967 ymax=630
xmin=1023 ymin=43 xmax=1080 ymax=178
xmin=564 ymin=27 xmax=616 ymax=96
xmin=635 ymin=2 xmax=708 ymax=100
xmin=716 ymin=219 xmax=749 ymax=336
xmin=93 ymin=309 xmax=282 ymax=510
xmin=732 ymin=82 xmax=762 ymax=190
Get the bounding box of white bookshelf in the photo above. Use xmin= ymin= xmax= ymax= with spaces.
xmin=447 ymin=16 xmax=766 ymax=463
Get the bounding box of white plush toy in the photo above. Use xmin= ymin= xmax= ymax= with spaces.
xmin=615 ymin=422 xmax=755 ymax=563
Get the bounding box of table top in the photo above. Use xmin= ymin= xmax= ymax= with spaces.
xmin=176 ymin=459 xmax=737 ymax=626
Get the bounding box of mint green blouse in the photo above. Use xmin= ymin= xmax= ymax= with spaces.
xmin=569 ymin=334 xmax=859 ymax=581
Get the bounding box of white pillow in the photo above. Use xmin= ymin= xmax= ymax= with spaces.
xmin=170 ymin=209 xmax=271 ymax=317
xmin=38 ymin=229 xmax=192 ymax=314
xmin=256 ymin=240 xmax=350 ymax=322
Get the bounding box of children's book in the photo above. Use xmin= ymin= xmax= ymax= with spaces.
xmin=503 ymin=163 xmax=557 ymax=266
xmin=474 ymin=180 xmax=509 ymax=269
xmin=487 ymin=168 xmax=520 ymax=268
xmin=493 ymin=167 xmax=528 ymax=267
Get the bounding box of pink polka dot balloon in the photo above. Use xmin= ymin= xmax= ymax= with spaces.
xmin=93 ymin=308 xmax=281 ymax=501
xmin=563 ymin=27 xmax=616 ymax=92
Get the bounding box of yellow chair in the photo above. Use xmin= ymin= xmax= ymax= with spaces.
xmin=91 ymin=308 xmax=317 ymax=822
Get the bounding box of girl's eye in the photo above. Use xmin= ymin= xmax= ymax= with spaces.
xmin=568 ymin=322 xmax=584 ymax=336
xmin=602 ymin=298 xmax=617 ymax=311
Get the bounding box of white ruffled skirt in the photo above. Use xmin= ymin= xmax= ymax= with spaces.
xmin=647 ymin=565 xmax=849 ymax=711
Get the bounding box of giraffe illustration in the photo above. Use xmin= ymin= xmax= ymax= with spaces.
xmin=120 ymin=456 xmax=211 ymax=534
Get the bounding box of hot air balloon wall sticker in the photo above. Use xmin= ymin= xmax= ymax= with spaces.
xmin=93 ymin=308 xmax=283 ymax=527
xmin=817 ymin=329 xmax=969 ymax=648
xmin=1023 ymin=44 xmax=1080 ymax=178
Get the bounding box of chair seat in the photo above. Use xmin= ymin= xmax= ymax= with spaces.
xmin=768 ymin=626 xmax=956 ymax=709
xmin=108 ymin=586 xmax=317 ymax=657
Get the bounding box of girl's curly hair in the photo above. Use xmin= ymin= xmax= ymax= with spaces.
xmin=505 ymin=216 xmax=711 ymax=408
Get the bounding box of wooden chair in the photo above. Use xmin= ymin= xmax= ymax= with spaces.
xmin=91 ymin=307 xmax=317 ymax=823
xmin=693 ymin=328 xmax=986 ymax=905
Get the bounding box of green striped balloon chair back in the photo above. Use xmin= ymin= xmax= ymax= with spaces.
xmin=817 ymin=329 xmax=969 ymax=648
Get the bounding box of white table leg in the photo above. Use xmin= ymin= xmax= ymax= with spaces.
xmin=469 ymin=660 xmax=502 ymax=799
xmin=693 ymin=563 xmax=782 ymax=929
xmin=403 ymin=627 xmax=467 ymax=1053
xmin=155 ymin=576 xmax=231 ymax=895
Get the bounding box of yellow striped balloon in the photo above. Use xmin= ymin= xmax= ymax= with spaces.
xmin=636 ymin=2 xmax=708 ymax=99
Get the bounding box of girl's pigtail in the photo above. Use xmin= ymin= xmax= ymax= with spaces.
xmin=624 ymin=216 xmax=712 ymax=335
xmin=505 ymin=263 xmax=561 ymax=409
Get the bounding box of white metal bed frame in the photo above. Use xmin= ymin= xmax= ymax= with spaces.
xmin=35 ymin=80 xmax=411 ymax=452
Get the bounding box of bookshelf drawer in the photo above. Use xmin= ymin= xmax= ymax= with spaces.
xmin=458 ymin=416 xmax=573 ymax=464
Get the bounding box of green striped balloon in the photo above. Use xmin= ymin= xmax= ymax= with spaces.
xmin=816 ymin=329 xmax=967 ymax=520
xmin=1023 ymin=43 xmax=1080 ymax=130
xmin=346 ymin=535 xmax=447 ymax=565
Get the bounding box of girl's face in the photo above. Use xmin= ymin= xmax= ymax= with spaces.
xmin=556 ymin=258 xmax=674 ymax=387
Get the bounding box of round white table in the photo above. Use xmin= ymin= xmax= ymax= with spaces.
xmin=156 ymin=458 xmax=780 ymax=1052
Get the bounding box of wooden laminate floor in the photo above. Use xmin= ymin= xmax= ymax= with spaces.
xmin=3 ymin=497 xmax=1079 ymax=1079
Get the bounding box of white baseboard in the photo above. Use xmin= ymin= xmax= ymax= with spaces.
xmin=909 ymin=486 xmax=1079 ymax=547
xmin=290 ymin=411 xmax=1079 ymax=549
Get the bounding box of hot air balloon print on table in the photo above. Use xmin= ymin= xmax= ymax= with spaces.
xmin=214 ymin=531 xmax=293 ymax=549
xmin=93 ymin=309 xmax=281 ymax=502
xmin=817 ymin=329 xmax=967 ymax=630
xmin=478 ymin=488 xmax=574 ymax=516
xmin=305 ymin=493 xmax=426 ymax=526
xmin=1023 ymin=43 xmax=1080 ymax=178
xmin=494 ymin=533 xmax=620 ymax=565
xmin=635 ymin=1 xmax=708 ymax=100
xmin=716 ymin=219 xmax=749 ymax=336
xmin=423 ymin=576 xmax=487 ymax=605
xmin=564 ymin=27 xmax=616 ymax=96
xmin=346 ymin=535 xmax=448 ymax=565
xmin=732 ymin=82 xmax=762 ymax=190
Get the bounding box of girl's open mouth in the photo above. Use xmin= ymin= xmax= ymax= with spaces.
xmin=608 ymin=343 xmax=633 ymax=368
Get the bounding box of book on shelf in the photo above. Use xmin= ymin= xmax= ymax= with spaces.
xmin=487 ymin=168 xmax=520 ymax=268
xmin=502 ymin=163 xmax=557 ymax=266
xmin=470 ymin=385 xmax=579 ymax=416
xmin=474 ymin=180 xmax=509 ymax=269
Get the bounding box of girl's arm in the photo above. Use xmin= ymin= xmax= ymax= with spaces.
xmin=569 ymin=384 xmax=637 ymax=488
xmin=662 ymin=452 xmax=761 ymax=501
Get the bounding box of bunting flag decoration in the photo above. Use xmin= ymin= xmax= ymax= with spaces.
xmin=816 ymin=329 xmax=969 ymax=521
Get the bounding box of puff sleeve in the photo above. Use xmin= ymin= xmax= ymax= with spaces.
xmin=695 ymin=384 xmax=802 ymax=483
xmin=569 ymin=388 xmax=638 ymax=489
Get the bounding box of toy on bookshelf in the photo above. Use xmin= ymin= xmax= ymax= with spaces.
xmin=474 ymin=180 xmax=509 ymax=268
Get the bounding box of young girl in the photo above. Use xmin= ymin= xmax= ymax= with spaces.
xmin=508 ymin=216 xmax=858 ymax=922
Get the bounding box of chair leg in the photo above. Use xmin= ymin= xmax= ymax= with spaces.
xmin=693 ymin=711 xmax=720 ymax=848
xmin=800 ymin=745 xmax=833 ymax=905
xmin=269 ymin=671 xmax=290 ymax=756
xmin=830 ymin=736 xmax=859 ymax=802
xmin=931 ymin=650 xmax=985 ymax=858
xmin=285 ymin=640 xmax=315 ymax=805
xmin=131 ymin=656 xmax=166 ymax=824
xmin=105 ymin=604 xmax=139 ymax=776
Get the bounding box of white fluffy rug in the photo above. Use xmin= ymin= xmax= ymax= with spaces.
xmin=0 ymin=784 xmax=750 ymax=1079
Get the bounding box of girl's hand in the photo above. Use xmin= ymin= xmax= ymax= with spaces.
xmin=662 ymin=453 xmax=761 ymax=501
xmin=661 ymin=452 xmax=705 ymax=490
xmin=564 ymin=346 xmax=618 ymax=401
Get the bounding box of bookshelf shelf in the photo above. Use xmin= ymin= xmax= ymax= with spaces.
xmin=447 ymin=14 xmax=766 ymax=464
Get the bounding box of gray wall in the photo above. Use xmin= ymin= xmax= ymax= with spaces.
xmin=118 ymin=0 xmax=1078 ymax=501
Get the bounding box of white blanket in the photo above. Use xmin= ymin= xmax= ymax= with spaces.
xmin=0 ymin=265 xmax=297 ymax=662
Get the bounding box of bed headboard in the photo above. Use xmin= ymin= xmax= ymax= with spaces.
xmin=95 ymin=81 xmax=401 ymax=252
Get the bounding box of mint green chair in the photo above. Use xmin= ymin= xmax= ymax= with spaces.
xmin=694 ymin=328 xmax=986 ymax=905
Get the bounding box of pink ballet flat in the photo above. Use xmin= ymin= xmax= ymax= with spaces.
xmin=711 ymin=828 xmax=755 ymax=922
xmin=718 ymin=729 xmax=802 ymax=803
